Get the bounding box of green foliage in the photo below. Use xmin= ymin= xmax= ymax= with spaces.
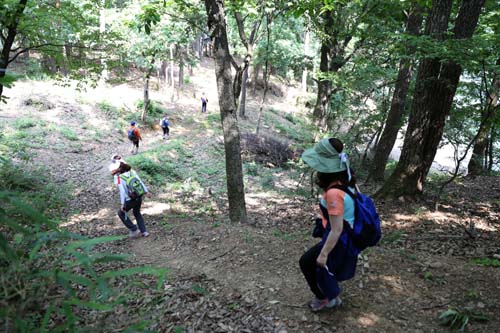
xmin=471 ymin=258 xmax=500 ymax=267
xmin=245 ymin=162 xmax=259 ymax=176
xmin=0 ymin=191 xmax=167 ymax=331
xmin=438 ymin=308 xmax=489 ymax=332
xmin=59 ymin=126 xmax=79 ymax=141
xmin=13 ymin=118 xmax=37 ymax=129
xmin=135 ymin=99 xmax=168 ymax=119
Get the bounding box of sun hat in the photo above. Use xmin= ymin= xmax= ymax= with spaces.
xmin=108 ymin=154 xmax=126 ymax=173
xmin=301 ymin=138 xmax=351 ymax=179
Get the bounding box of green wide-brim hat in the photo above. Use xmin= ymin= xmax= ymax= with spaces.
xmin=302 ymin=138 xmax=348 ymax=173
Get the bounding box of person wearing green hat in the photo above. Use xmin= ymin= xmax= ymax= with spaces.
xmin=299 ymin=138 xmax=360 ymax=312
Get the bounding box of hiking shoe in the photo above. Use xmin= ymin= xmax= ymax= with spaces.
xmin=128 ymin=229 xmax=141 ymax=238
xmin=327 ymin=297 xmax=342 ymax=309
xmin=309 ymin=297 xmax=342 ymax=312
xmin=142 ymin=231 xmax=150 ymax=237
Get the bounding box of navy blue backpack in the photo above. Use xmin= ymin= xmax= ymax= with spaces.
xmin=328 ymin=185 xmax=382 ymax=250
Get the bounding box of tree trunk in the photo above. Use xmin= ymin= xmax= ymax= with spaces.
xmin=204 ymin=0 xmax=247 ymax=224
xmin=302 ymin=31 xmax=310 ymax=93
xmin=239 ymin=67 xmax=249 ymax=118
xmin=0 ymin=0 xmax=28 ymax=101
xmin=312 ymin=43 xmax=332 ymax=127
xmin=178 ymin=45 xmax=184 ymax=89
xmin=369 ymin=2 xmax=423 ymax=181
xmin=256 ymin=14 xmax=272 ymax=135
xmin=378 ymin=0 xmax=485 ymax=198
xmin=467 ymin=57 xmax=500 ymax=175
xmin=169 ymin=43 xmax=175 ymax=101
xmin=100 ymin=0 xmax=108 ymax=81
xmin=234 ymin=12 xmax=261 ymax=119
xmin=487 ymin=125 xmax=495 ymax=171
xmin=312 ymin=10 xmax=347 ymax=127
xmin=252 ymin=64 xmax=261 ymax=94
xmin=160 ymin=61 xmax=167 ymax=83
xmin=141 ymin=56 xmax=155 ymax=121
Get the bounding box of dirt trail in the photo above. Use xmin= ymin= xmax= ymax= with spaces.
xmin=3 ymin=62 xmax=500 ymax=332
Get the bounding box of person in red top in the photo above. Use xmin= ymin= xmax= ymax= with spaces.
xmin=128 ymin=121 xmax=142 ymax=154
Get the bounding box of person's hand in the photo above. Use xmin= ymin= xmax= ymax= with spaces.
xmin=316 ymin=252 xmax=327 ymax=267
xmin=121 ymin=205 xmax=126 ymax=212
xmin=145 ymin=192 xmax=153 ymax=198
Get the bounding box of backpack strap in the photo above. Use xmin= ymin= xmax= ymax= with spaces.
xmin=326 ymin=184 xmax=356 ymax=200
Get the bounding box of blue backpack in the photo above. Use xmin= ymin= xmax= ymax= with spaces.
xmin=128 ymin=128 xmax=137 ymax=141
xmin=162 ymin=118 xmax=169 ymax=128
xmin=328 ymin=185 xmax=382 ymax=250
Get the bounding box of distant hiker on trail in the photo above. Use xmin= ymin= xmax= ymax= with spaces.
xmin=128 ymin=121 xmax=142 ymax=154
xmin=110 ymin=161 xmax=152 ymax=238
xmin=159 ymin=114 xmax=170 ymax=139
xmin=299 ymin=138 xmax=360 ymax=312
xmin=201 ymin=93 xmax=208 ymax=113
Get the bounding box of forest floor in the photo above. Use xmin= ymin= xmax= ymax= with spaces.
xmin=2 ymin=59 xmax=500 ymax=332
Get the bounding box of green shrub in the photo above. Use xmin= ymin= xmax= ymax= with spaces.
xmin=245 ymin=162 xmax=258 ymax=176
xmin=13 ymin=118 xmax=37 ymax=129
xmin=0 ymin=193 xmax=167 ymax=331
xmin=59 ymin=127 xmax=79 ymax=141
xmin=135 ymin=100 xmax=168 ymax=119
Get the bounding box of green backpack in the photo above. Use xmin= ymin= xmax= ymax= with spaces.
xmin=120 ymin=171 xmax=146 ymax=199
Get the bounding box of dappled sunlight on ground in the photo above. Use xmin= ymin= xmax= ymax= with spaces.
xmin=356 ymin=312 xmax=380 ymax=327
xmin=62 ymin=206 xmax=115 ymax=228
xmin=142 ymin=201 xmax=171 ymax=215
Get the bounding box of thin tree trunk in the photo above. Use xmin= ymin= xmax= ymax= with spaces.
xmin=204 ymin=0 xmax=247 ymax=224
xmin=467 ymin=58 xmax=500 ymax=175
xmin=302 ymin=31 xmax=310 ymax=93
xmin=378 ymin=0 xmax=485 ymax=198
xmin=252 ymin=64 xmax=261 ymax=94
xmin=256 ymin=14 xmax=272 ymax=135
xmin=487 ymin=125 xmax=495 ymax=171
xmin=235 ymin=12 xmax=261 ymax=119
xmin=178 ymin=45 xmax=184 ymax=89
xmin=239 ymin=67 xmax=249 ymax=118
xmin=313 ymin=43 xmax=332 ymax=127
xmin=369 ymin=2 xmax=423 ymax=181
xmin=100 ymin=0 xmax=108 ymax=81
xmin=141 ymin=56 xmax=155 ymax=121
xmin=169 ymin=43 xmax=175 ymax=101
xmin=0 ymin=0 xmax=28 ymax=101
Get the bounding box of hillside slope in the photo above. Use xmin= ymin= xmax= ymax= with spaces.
xmin=1 ymin=60 xmax=499 ymax=332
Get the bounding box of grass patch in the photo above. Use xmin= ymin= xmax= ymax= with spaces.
xmin=13 ymin=117 xmax=37 ymax=129
xmin=471 ymin=258 xmax=500 ymax=267
xmin=59 ymin=126 xmax=79 ymax=141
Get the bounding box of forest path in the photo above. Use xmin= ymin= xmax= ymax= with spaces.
xmin=2 ymin=61 xmax=499 ymax=332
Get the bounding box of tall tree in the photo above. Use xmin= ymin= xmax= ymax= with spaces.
xmin=467 ymin=57 xmax=500 ymax=175
xmin=301 ymin=1 xmax=374 ymax=127
xmin=0 ymin=0 xmax=28 ymax=101
xmin=233 ymin=9 xmax=263 ymax=118
xmin=378 ymin=0 xmax=485 ymax=198
xmin=369 ymin=1 xmax=423 ymax=181
xmin=204 ymin=0 xmax=247 ymax=223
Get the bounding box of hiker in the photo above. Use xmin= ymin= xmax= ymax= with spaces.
xmin=201 ymin=93 xmax=208 ymax=113
xmin=159 ymin=114 xmax=170 ymax=139
xmin=110 ymin=161 xmax=152 ymax=238
xmin=299 ymin=138 xmax=360 ymax=312
xmin=128 ymin=121 xmax=142 ymax=154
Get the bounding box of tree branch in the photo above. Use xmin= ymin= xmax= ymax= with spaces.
xmin=234 ymin=11 xmax=249 ymax=49
xmin=8 ymin=43 xmax=104 ymax=64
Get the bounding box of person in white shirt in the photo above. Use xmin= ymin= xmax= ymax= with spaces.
xmin=110 ymin=161 xmax=152 ymax=238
